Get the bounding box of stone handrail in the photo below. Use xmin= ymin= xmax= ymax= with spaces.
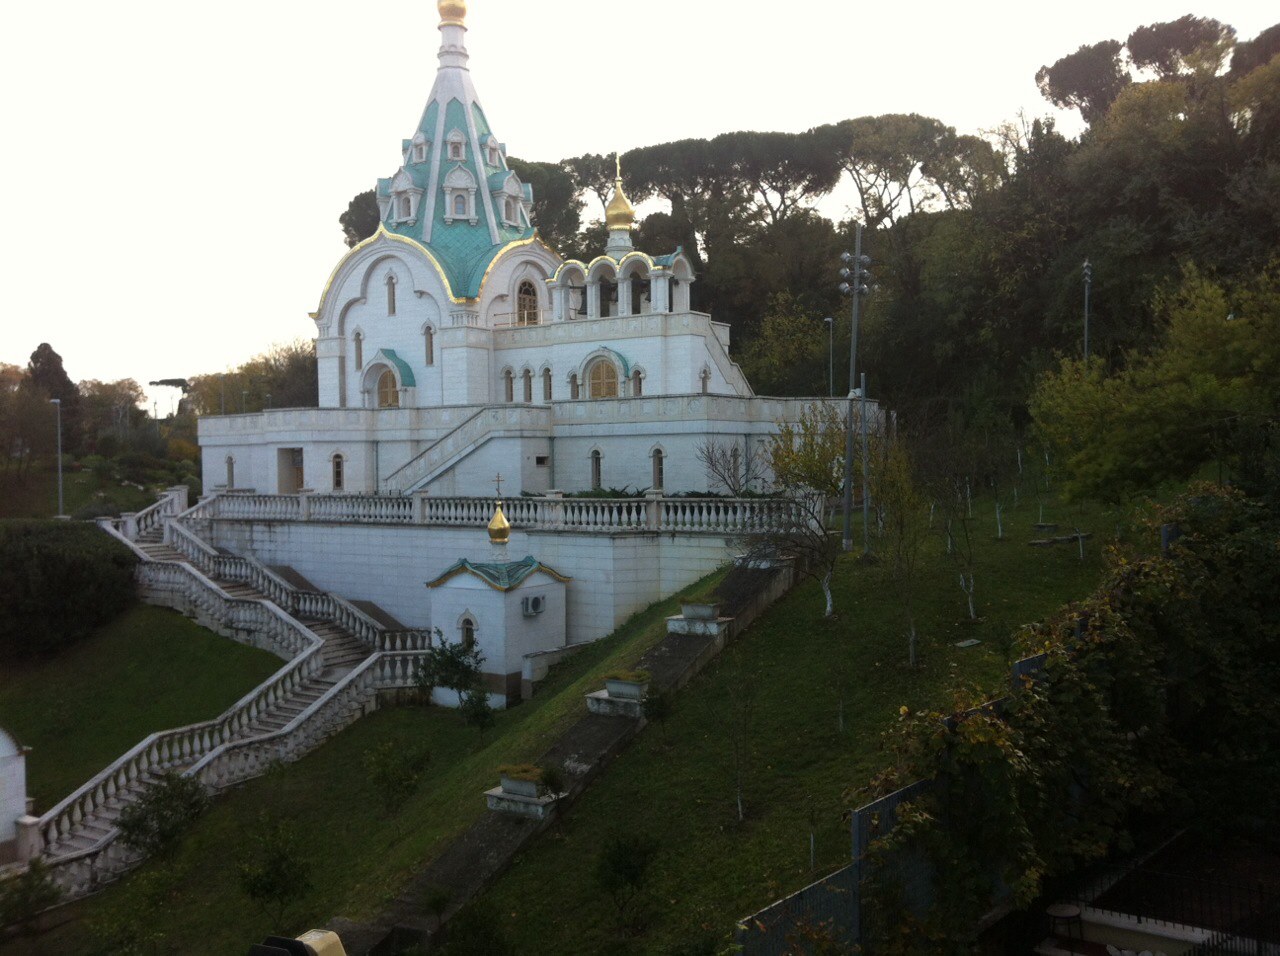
xmin=168 ymin=506 xmax=433 ymax=652
xmin=203 ymin=492 xmax=803 ymax=535
xmin=41 ymin=651 xmax=425 ymax=901
xmin=40 ymin=534 xmax=325 ymax=874
xmin=380 ymin=404 xmax=552 ymax=494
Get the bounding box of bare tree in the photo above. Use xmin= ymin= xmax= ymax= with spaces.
xmin=695 ymin=437 xmax=768 ymax=496
xmin=873 ymin=435 xmax=930 ymax=665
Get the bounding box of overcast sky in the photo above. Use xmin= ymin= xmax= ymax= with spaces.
xmin=1 ymin=1 xmax=1272 ymax=410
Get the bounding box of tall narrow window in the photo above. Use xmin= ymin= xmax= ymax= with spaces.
xmin=542 ymin=368 xmax=552 ymax=402
xmin=588 ymin=360 xmax=618 ymax=399
xmin=522 ymin=369 xmax=533 ymax=403
xmin=505 ymin=197 xmax=516 ymax=223
xmin=631 ymin=369 xmax=642 ymax=396
xmin=377 ymin=369 xmax=400 ymax=408
xmin=332 ymin=454 xmax=345 ymax=491
xmin=225 ymin=456 xmax=235 ymax=488
xmin=353 ymin=332 xmax=363 ymax=370
xmin=461 ymin=617 xmax=476 ymax=650
xmin=424 ymin=327 xmax=434 ymax=365
xmin=517 ymin=280 xmax=538 ymax=325
xmin=590 ymin=450 xmax=602 ymax=490
xmin=386 ymin=274 xmax=397 ymax=316
xmin=398 ymin=195 xmax=411 ymax=218
xmin=652 ymin=449 xmax=664 ymax=490
xmin=570 ymin=374 xmax=579 ymax=400
xmin=453 ymin=194 xmax=466 ymax=217
xmin=504 ymin=370 xmax=514 ymax=403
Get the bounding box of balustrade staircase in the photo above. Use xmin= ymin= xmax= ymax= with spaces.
xmin=38 ymin=528 xmax=374 ymax=870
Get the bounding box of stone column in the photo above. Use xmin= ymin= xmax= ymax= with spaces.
xmin=650 ymin=273 xmax=671 ymax=313
xmin=645 ymin=489 xmax=664 ymax=531
xmin=543 ymin=490 xmax=564 ymax=530
xmin=121 ymin=512 xmax=139 ymax=540
xmin=298 ymin=491 xmax=312 ymax=521
xmin=15 ymin=816 xmax=42 ymax=862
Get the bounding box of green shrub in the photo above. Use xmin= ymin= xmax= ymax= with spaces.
xmin=0 ymin=520 xmax=137 ymax=659
xmin=0 ymin=858 xmax=62 ymax=934
xmin=362 ymin=740 xmax=430 ymax=814
xmin=116 ymin=772 xmax=210 ymax=857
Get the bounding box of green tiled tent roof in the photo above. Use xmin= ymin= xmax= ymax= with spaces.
xmin=426 ymin=555 xmax=570 ymax=592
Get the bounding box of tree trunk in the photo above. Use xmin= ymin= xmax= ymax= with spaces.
xmin=821 ymin=570 xmax=834 ymax=618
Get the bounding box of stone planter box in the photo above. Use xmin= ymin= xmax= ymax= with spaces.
xmin=681 ymin=601 xmax=721 ymax=621
xmin=604 ymin=678 xmax=649 ymax=701
xmin=500 ymin=774 xmax=541 ymax=798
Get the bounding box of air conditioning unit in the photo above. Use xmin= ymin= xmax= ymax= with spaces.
xmin=522 ymin=594 xmax=545 ymax=617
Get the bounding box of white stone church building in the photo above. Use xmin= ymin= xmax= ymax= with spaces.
xmin=198 ymin=0 xmax=815 ymax=501
xmin=187 ymin=0 xmax=846 ymax=703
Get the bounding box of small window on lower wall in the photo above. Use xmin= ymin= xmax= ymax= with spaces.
xmin=332 ymin=454 xmax=345 ymax=491
xmin=461 ymin=617 xmax=476 ymax=650
xmin=535 ymin=455 xmax=549 ymax=467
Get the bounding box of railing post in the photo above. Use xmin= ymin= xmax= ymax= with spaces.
xmin=15 ymin=814 xmax=42 ymax=861
xmin=298 ymin=491 xmax=311 ymax=522
xmin=413 ymin=489 xmax=430 ymax=524
xmin=121 ymin=512 xmax=139 ymax=540
xmin=645 ymin=489 xmax=664 ymax=531
xmin=543 ymin=490 xmax=564 ymax=530
xmin=165 ymin=484 xmax=190 ymax=514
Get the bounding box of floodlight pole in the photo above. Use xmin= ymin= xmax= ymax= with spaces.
xmin=50 ymin=398 xmax=63 ymax=517
xmin=841 ymin=225 xmax=864 ymax=553
xmin=860 ymin=372 xmax=870 ymax=556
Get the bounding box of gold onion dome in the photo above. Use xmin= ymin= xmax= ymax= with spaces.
xmin=487 ymin=500 xmax=510 ymax=544
xmin=606 ymin=179 xmax=635 ymax=231
xmin=438 ymin=0 xmax=466 ymax=24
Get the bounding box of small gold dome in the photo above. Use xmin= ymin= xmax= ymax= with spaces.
xmin=606 ymin=179 xmax=635 ymax=231
xmin=438 ymin=0 xmax=466 ymax=24
xmin=487 ymin=500 xmax=510 ymax=544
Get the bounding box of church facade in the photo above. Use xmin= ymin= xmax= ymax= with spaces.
xmin=198 ymin=0 xmax=819 ymax=500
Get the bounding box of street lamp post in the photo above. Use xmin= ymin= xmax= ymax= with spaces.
xmin=838 ymin=224 xmax=873 ymax=555
xmin=823 ymin=317 xmax=834 ymax=397
xmin=1083 ymin=258 xmax=1093 ymax=363
xmin=49 ymin=398 xmax=63 ymax=517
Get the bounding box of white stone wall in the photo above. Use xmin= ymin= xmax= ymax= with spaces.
xmin=0 ymin=729 xmax=26 ymax=853
xmin=203 ymin=520 xmax=734 ymax=645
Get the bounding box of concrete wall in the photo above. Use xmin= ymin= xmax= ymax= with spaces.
xmin=0 ymin=728 xmax=27 ymax=861
xmin=203 ymin=520 xmax=735 ymax=646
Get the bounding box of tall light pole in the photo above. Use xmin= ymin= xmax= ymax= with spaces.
xmin=1083 ymin=258 xmax=1093 ymax=363
xmin=838 ymin=224 xmax=872 ymax=554
xmin=49 ymin=398 xmax=63 ymax=517
xmin=823 ymin=317 xmax=834 ymax=397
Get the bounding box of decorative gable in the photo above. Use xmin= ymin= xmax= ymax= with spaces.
xmin=443 ymin=164 xmax=479 ymax=225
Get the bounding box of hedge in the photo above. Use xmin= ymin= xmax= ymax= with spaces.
xmin=0 ymin=520 xmax=137 ymax=659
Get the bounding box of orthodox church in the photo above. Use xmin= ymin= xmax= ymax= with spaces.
xmin=198 ymin=0 xmax=817 ymax=499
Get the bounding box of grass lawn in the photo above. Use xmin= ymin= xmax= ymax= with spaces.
xmin=0 ymin=465 xmax=155 ymax=520
xmin=0 ymin=604 xmax=282 ymax=809
xmin=1 ymin=575 xmax=722 ymax=955
xmin=0 ymin=493 xmax=1140 ymax=955
xmin=468 ymin=495 xmax=1133 ymax=953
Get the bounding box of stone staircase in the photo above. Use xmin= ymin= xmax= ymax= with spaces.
xmin=38 ymin=529 xmax=374 ymax=866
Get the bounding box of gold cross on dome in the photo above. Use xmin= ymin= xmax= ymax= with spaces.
xmin=615 ymin=151 xmax=621 ymax=180
xmin=493 ymin=472 xmax=504 ymax=497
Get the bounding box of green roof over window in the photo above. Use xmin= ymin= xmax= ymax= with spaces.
xmin=373 ymin=348 xmax=416 ymax=387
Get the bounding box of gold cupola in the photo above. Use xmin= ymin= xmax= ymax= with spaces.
xmin=487 ymin=499 xmax=510 ymax=545
xmin=438 ymin=0 xmax=466 ymax=25
xmin=605 ymin=153 xmax=636 ymax=231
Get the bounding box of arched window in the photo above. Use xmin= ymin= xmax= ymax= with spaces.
xmin=569 ymin=373 xmax=579 ymax=400
xmin=398 ymin=195 xmax=411 ymax=218
xmin=424 ymin=327 xmax=434 ymax=365
xmin=517 ymin=280 xmax=538 ymax=325
xmin=453 ymin=194 xmax=466 ymax=217
xmin=631 ymin=369 xmax=643 ymax=397
xmin=651 ymin=449 xmax=664 ymax=490
xmin=332 ymin=454 xmax=345 ymax=491
xmin=590 ymin=450 xmax=602 ymax=490
xmin=225 ymin=456 xmax=235 ymax=488
xmin=353 ymin=332 xmax=363 ymax=370
xmin=377 ymin=369 xmax=400 ymax=408
xmin=505 ymin=197 xmax=516 ymax=223
xmin=503 ymin=370 xmax=514 ymax=403
xmin=450 ymin=139 xmax=464 ymax=161
xmin=461 ymin=617 xmax=476 ymax=650
xmin=413 ymin=143 xmax=425 ymax=162
xmin=522 ymin=369 xmax=533 ymax=403
xmin=542 ymin=368 xmax=552 ymax=402
xmin=386 ymin=273 xmax=397 ymax=316
xmin=587 ymin=360 xmax=618 ymax=399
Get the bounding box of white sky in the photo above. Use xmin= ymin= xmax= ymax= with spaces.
xmin=1 ymin=0 xmax=1272 ymax=410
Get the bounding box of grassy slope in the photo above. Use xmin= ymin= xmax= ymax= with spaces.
xmin=0 ymin=465 xmax=154 ymax=519
xmin=1 ymin=577 xmax=721 ymax=955
xmin=0 ymin=604 xmax=282 ymax=808
xmin=473 ymin=499 xmax=1125 ymax=953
